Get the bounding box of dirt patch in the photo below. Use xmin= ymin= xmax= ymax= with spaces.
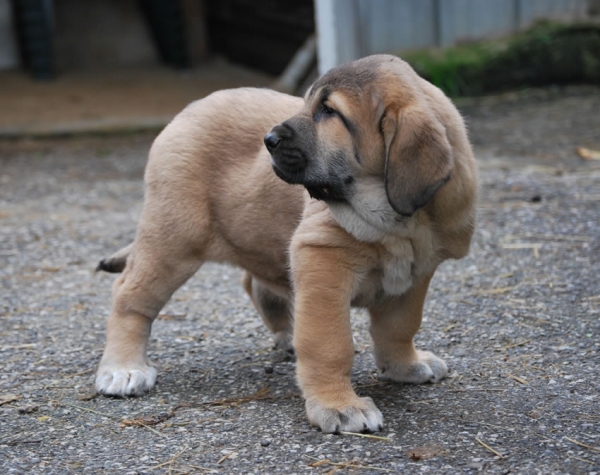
xmin=0 ymin=60 xmax=272 ymax=136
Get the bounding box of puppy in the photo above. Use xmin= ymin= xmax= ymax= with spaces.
xmin=95 ymin=54 xmax=477 ymax=433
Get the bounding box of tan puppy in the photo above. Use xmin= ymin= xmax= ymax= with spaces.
xmin=95 ymin=55 xmax=477 ymax=433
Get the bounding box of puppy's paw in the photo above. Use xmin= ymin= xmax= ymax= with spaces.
xmin=273 ymin=330 xmax=294 ymax=354
xmin=306 ymin=396 xmax=384 ymax=434
xmin=95 ymin=364 xmax=157 ymax=397
xmin=379 ymin=350 xmax=447 ymax=384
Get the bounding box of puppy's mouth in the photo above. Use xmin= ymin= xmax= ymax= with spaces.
xmin=271 ymin=160 xmax=306 ymax=185
xmin=271 ymin=159 xmax=349 ymax=202
xmin=304 ymin=182 xmax=347 ymax=202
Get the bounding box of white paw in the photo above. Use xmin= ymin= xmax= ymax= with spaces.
xmin=379 ymin=350 xmax=447 ymax=384
xmin=306 ymin=396 xmax=384 ymax=434
xmin=273 ymin=330 xmax=294 ymax=354
xmin=95 ymin=365 xmax=157 ymax=397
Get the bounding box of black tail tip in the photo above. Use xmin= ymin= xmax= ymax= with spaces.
xmin=95 ymin=259 xmax=124 ymax=273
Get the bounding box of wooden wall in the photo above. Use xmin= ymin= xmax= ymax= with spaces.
xmin=316 ymin=0 xmax=593 ymax=73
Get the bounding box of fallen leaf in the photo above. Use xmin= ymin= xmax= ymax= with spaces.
xmin=120 ymin=412 xmax=173 ymax=427
xmin=41 ymin=265 xmax=61 ymax=272
xmin=0 ymin=394 xmax=20 ymax=406
xmin=77 ymin=392 xmax=98 ymax=401
xmin=576 ymin=147 xmax=600 ymax=161
xmin=37 ymin=415 xmax=51 ymax=422
xmin=157 ymin=313 xmax=187 ymax=320
xmin=408 ymin=444 xmax=444 ymax=461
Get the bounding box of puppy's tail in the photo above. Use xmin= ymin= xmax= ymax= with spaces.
xmin=96 ymin=243 xmax=133 ymax=273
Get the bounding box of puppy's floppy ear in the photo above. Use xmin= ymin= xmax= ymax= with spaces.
xmin=381 ymin=107 xmax=453 ymax=217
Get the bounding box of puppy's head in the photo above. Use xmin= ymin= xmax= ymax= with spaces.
xmin=265 ymin=54 xmax=453 ymax=217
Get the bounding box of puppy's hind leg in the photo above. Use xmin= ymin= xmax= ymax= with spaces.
xmin=243 ymin=273 xmax=294 ymax=353
xmin=96 ymin=228 xmax=204 ymax=397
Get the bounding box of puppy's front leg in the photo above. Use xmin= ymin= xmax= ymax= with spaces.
xmin=369 ymin=273 xmax=448 ymax=384
xmin=292 ymin=245 xmax=383 ymax=433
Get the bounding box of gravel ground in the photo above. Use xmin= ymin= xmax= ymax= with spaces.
xmin=1 ymin=88 xmax=599 ymax=474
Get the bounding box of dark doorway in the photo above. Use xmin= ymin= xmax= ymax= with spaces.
xmin=206 ymin=0 xmax=314 ymax=75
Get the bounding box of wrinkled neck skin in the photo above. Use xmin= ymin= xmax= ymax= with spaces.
xmin=326 ymin=176 xmax=415 ymax=243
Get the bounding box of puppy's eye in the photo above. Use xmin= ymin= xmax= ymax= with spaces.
xmin=314 ymin=103 xmax=336 ymax=122
xmin=322 ymin=104 xmax=335 ymax=115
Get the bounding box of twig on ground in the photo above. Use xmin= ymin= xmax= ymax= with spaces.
xmin=5 ymin=439 xmax=42 ymax=446
xmin=149 ymin=446 xmax=189 ymax=471
xmin=408 ymin=399 xmax=438 ymax=405
xmin=120 ymin=412 xmax=174 ymax=428
xmin=306 ymin=455 xmax=393 ymax=472
xmin=450 ymin=388 xmax=507 ymax=392
xmin=206 ymin=388 xmax=272 ymax=407
xmin=0 ymin=394 xmax=20 ymax=406
xmin=120 ymin=420 xmax=165 ymax=437
xmin=354 ymin=382 xmax=384 ymax=388
xmin=51 ymin=399 xmax=166 ymax=437
xmin=460 ymin=420 xmax=515 ymax=431
xmin=570 ymin=455 xmax=596 ymax=464
xmin=62 ymin=369 xmax=93 ymax=379
xmin=186 ymin=465 xmax=213 ymax=472
xmin=339 ymin=431 xmax=391 ymax=441
xmin=506 ymin=373 xmax=527 ymax=385
xmin=0 ymin=343 xmax=37 ymax=350
xmin=499 ymin=340 xmax=531 ymax=351
xmin=566 ymin=437 xmax=600 ymax=453
xmin=49 ymin=400 xmax=113 ymax=418
xmin=456 ymin=285 xmax=519 ymax=299
xmin=217 ymin=452 xmax=234 ymax=464
xmin=502 ymin=243 xmax=542 ymax=250
xmin=475 ymin=437 xmax=504 ymax=458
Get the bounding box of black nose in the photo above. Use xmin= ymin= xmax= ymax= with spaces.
xmin=264 ymin=132 xmax=281 ymax=152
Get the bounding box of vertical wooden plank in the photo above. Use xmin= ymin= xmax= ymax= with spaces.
xmin=519 ymin=0 xmax=586 ymax=27
xmin=438 ymin=0 xmax=456 ymax=47
xmin=360 ymin=0 xmax=390 ymax=54
xmin=389 ymin=0 xmax=416 ymax=52
xmin=356 ymin=0 xmax=371 ymax=53
xmin=443 ymin=0 xmax=518 ymax=43
xmin=315 ymin=0 xmax=338 ymax=74
xmin=334 ymin=0 xmax=362 ymax=63
xmin=0 ymin=0 xmax=20 ymax=69
xmin=479 ymin=0 xmax=516 ymax=38
xmin=409 ymin=0 xmax=437 ymax=49
xmin=359 ymin=0 xmax=438 ymax=55
xmin=181 ymin=0 xmax=208 ymax=66
xmin=454 ymin=0 xmax=471 ymax=39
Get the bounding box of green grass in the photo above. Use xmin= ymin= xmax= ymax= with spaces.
xmin=400 ymin=22 xmax=600 ymax=97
